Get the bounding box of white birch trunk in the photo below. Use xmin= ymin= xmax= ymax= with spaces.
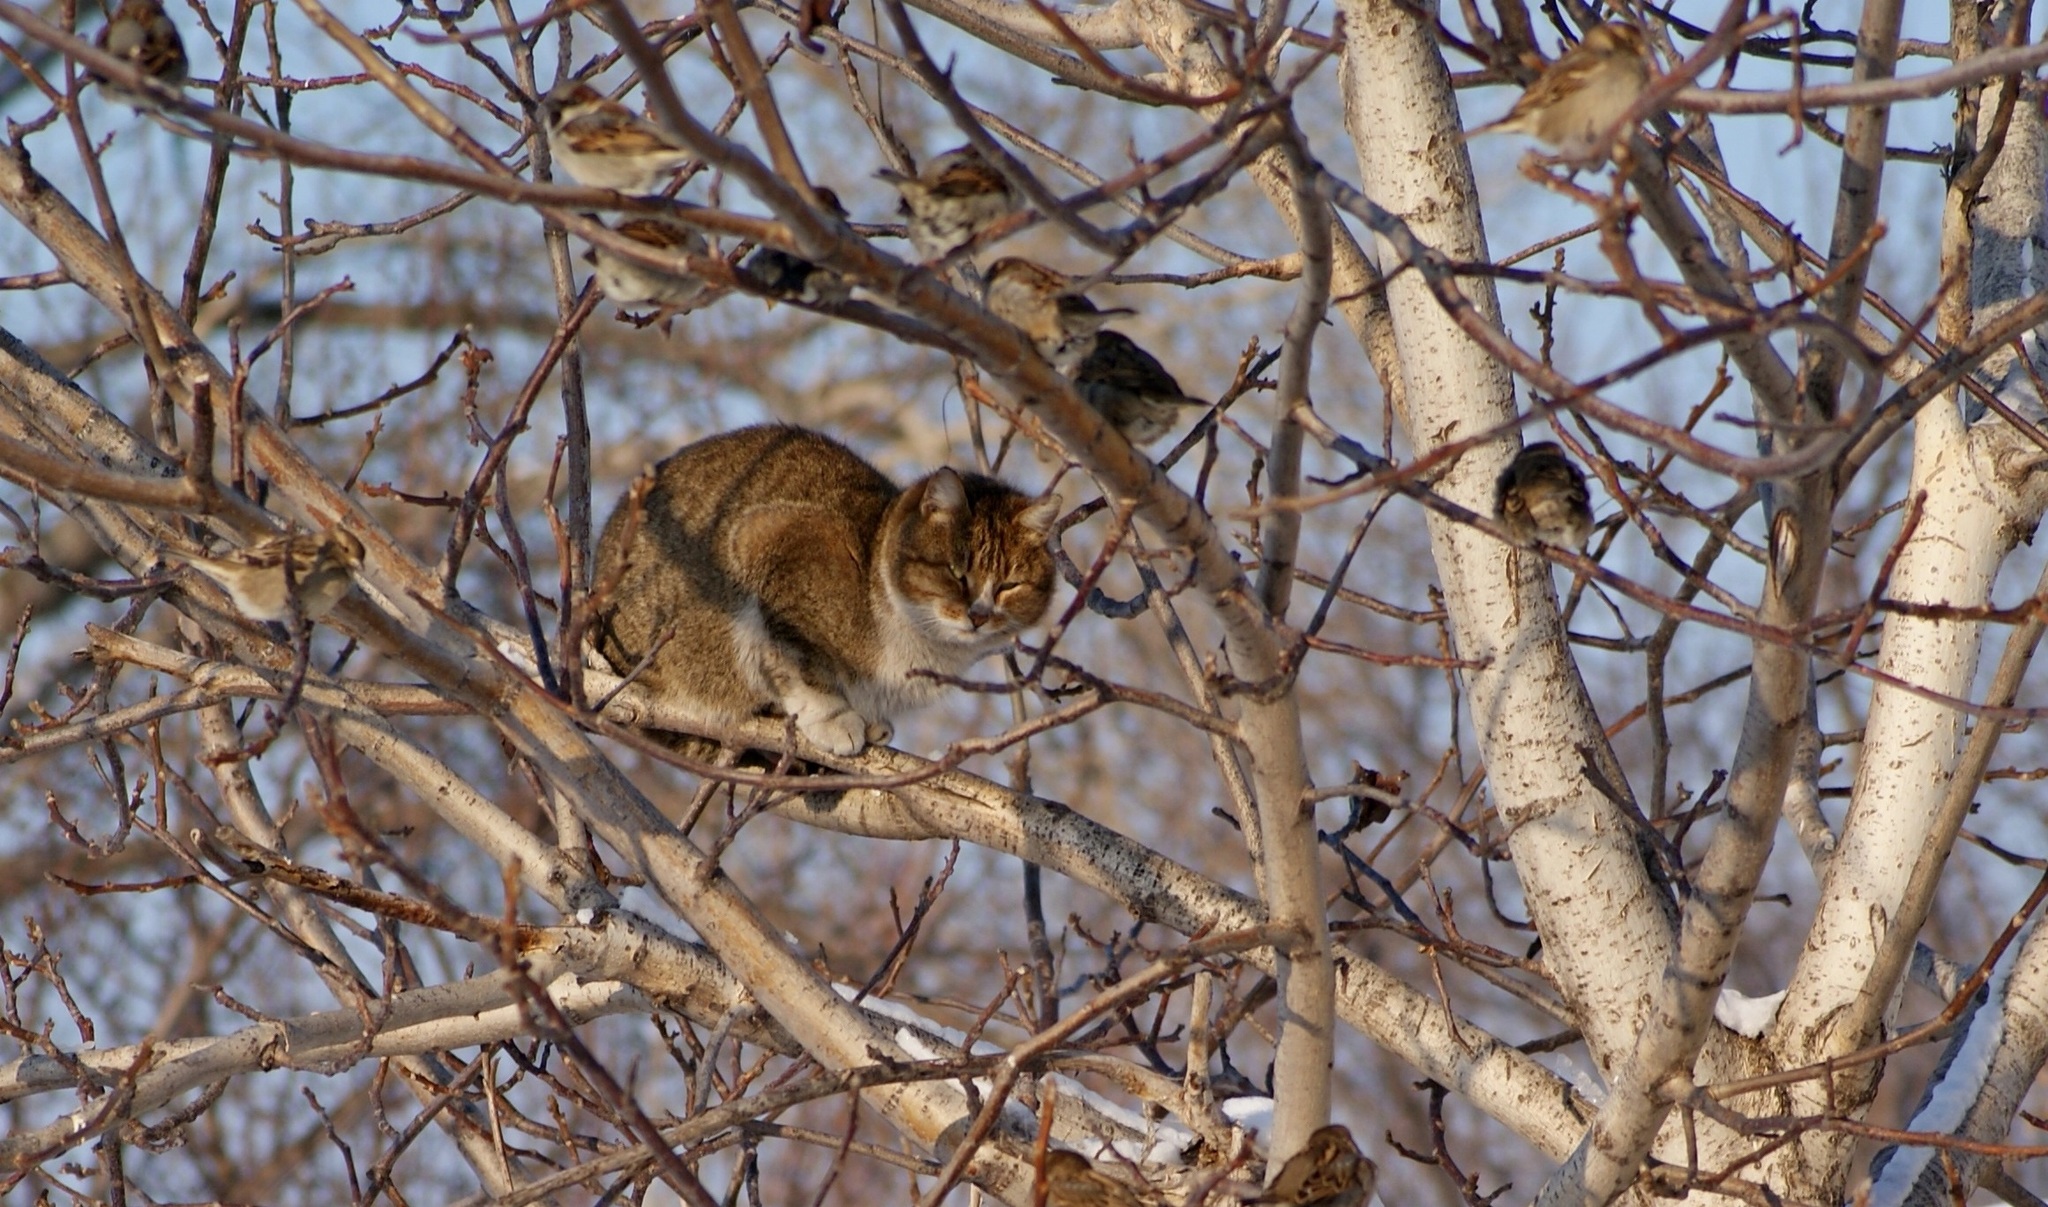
xmin=1865 ymin=916 xmax=2048 ymax=1207
xmin=1767 ymin=31 xmax=2048 ymax=1199
xmin=611 ymin=694 xmax=1599 ymax=1158
xmin=1334 ymin=0 xmax=1675 ymax=1076
xmin=1774 ymin=414 xmax=2013 ymax=1035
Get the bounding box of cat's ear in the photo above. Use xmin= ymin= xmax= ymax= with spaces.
xmin=921 ymin=468 xmax=968 ymax=520
xmin=1017 ymin=492 xmax=1061 ymax=539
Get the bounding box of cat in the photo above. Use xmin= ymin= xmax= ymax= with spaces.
xmin=593 ymin=424 xmax=1059 ymax=757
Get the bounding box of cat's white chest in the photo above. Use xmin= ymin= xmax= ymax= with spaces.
xmin=854 ymin=588 xmax=1002 ymax=718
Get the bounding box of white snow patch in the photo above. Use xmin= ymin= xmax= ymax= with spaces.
xmin=1220 ymin=1096 xmax=1275 ymax=1138
xmin=1111 ymin=1134 xmax=1194 ymax=1169
xmin=2004 ymin=331 xmax=2048 ymax=409
xmin=1100 ymin=1133 xmax=1193 ymax=1169
xmin=495 ymin=639 xmax=539 ymax=676
xmin=1537 ymin=1052 xmax=1607 ymax=1106
xmin=1869 ymin=940 xmax=2020 ymax=1207
xmin=895 ymin=1028 xmax=944 ymax=1063
xmin=1909 ymin=959 xmax=2011 ymax=1136
xmin=1044 ymin=1073 xmax=1194 ymax=1169
xmin=829 ymin=987 xmax=1203 ymax=1171
xmin=831 ymin=984 xmax=1000 ymax=1055
xmin=1713 ymin=987 xmax=1787 ymax=1038
xmin=1145 ymin=1136 xmax=1192 ymax=1167
xmin=1050 ymin=1075 xmax=1149 ymax=1134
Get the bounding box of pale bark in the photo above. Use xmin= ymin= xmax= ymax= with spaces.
xmin=87 ymin=628 xmax=613 ymax=914
xmin=1335 ymin=0 xmax=1673 ymax=1080
xmin=773 ymin=774 xmax=1591 ymax=1159
xmin=0 ymin=145 xmax=1042 ymax=1207
xmin=1774 ymin=414 xmax=2030 ymax=1043
xmin=903 ymin=0 xmax=1141 ymax=60
xmin=1539 ymin=6 xmax=2043 ymax=1198
xmin=0 ymin=976 xmax=655 ymax=1160
xmin=564 ymin=660 xmax=1596 ymax=1159
xmin=1539 ymin=490 xmax=1830 ymax=1207
xmin=194 ymin=693 xmax=523 ymax=1198
xmin=0 ymin=107 xmax=1337 ymax=1199
xmin=1765 ymin=15 xmax=2048 ymax=1199
xmin=1866 ymin=916 xmax=2048 ymax=1207
xmin=1801 ymin=0 xmax=1904 ymax=418
xmin=1773 ymin=0 xmax=2048 ymax=1061
xmin=870 ymin=0 xmax=1353 ymax=1156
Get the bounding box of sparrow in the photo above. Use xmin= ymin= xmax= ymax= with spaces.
xmin=585 ymin=214 xmax=714 ymax=313
xmin=1041 ymin=1150 xmax=1145 ymax=1207
xmin=741 ymin=187 xmax=853 ymax=307
xmin=984 ymin=258 xmax=1133 ymax=376
xmin=1343 ymin=761 xmax=1399 ymax=830
xmin=1493 ymin=441 xmax=1594 ymax=549
xmin=540 ymin=81 xmax=693 ymax=194
xmin=1076 ymin=330 xmax=1208 ymax=446
xmin=93 ymin=0 xmax=187 ymax=105
xmin=1248 ymin=1125 xmax=1375 ymax=1207
xmin=182 ymin=529 xmax=365 ymax=623
xmin=876 ymin=144 xmax=1020 ymax=261
xmin=1462 ymin=22 xmax=1652 ymax=164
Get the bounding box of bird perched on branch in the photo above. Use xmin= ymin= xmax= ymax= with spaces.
xmin=93 ymin=0 xmax=187 ymax=106
xmin=1343 ymin=761 xmax=1401 ymax=830
xmin=742 ymin=187 xmax=853 ymax=307
xmin=1041 ymin=1150 xmax=1146 ymax=1207
xmin=181 ymin=529 xmax=365 ymax=623
xmin=984 ymin=258 xmax=1132 ymax=377
xmin=877 ymin=144 xmax=1020 ymax=261
xmin=1494 ymin=441 xmax=1594 ymax=549
xmin=1247 ymin=1125 xmax=1375 ymax=1207
xmin=586 ymin=214 xmax=714 ymax=314
xmin=1462 ymin=22 xmax=1652 ymax=164
xmin=541 ymin=82 xmax=694 ymax=194
xmin=1076 ymin=331 xmax=1209 ymax=447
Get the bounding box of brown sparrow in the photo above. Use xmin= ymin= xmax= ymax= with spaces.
xmin=741 ymin=187 xmax=853 ymax=307
xmin=876 ymin=144 xmax=1020 ymax=261
xmin=1494 ymin=441 xmax=1594 ymax=549
xmin=1249 ymin=1125 xmax=1374 ymax=1207
xmin=1041 ymin=1150 xmax=1145 ymax=1207
xmin=1343 ymin=761 xmax=1399 ymax=830
xmin=984 ymin=258 xmax=1133 ymax=376
xmin=183 ymin=529 xmax=365 ymax=623
xmin=585 ymin=214 xmax=713 ymax=313
xmin=540 ymin=82 xmax=693 ymax=194
xmin=1463 ymin=22 xmax=1651 ymax=164
xmin=1076 ymin=331 xmax=1207 ymax=446
xmin=93 ymin=0 xmax=187 ymax=106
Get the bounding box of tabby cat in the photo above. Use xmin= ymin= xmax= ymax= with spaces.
xmin=593 ymin=425 xmax=1058 ymax=756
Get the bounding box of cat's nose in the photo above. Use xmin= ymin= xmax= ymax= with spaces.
xmin=967 ymin=600 xmax=995 ymax=627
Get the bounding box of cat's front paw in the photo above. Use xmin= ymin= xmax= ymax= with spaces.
xmin=798 ymin=707 xmax=869 ymax=756
xmin=864 ymin=719 xmax=895 ymax=748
